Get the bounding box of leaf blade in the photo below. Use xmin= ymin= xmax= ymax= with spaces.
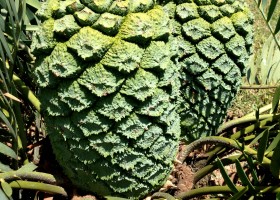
xmin=0 ymin=180 xmax=12 ymax=198
xmin=271 ymin=86 xmax=280 ymax=114
xmin=257 ymin=129 xmax=269 ymax=163
xmin=267 ymin=0 xmax=279 ymax=22
xmin=0 ymin=142 xmax=17 ymax=159
xmin=270 ymin=139 xmax=280 ymax=178
xmin=216 ymin=158 xmax=239 ymax=194
xmin=235 ymin=159 xmax=255 ymax=191
xmin=228 ymin=186 xmax=248 ymax=200
xmin=0 ymin=189 xmax=9 ymax=200
xmin=26 ymin=0 xmax=41 ymax=9
xmin=274 ymin=14 xmax=280 ymax=34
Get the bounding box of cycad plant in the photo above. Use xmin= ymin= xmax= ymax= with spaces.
xmin=0 ymin=0 xmax=66 ymax=199
xmin=247 ymin=0 xmax=280 ymax=85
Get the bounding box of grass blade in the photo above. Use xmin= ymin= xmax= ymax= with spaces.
xmin=270 ymin=139 xmax=280 ymax=178
xmin=216 ymin=157 xmax=239 ymax=194
xmin=0 ymin=142 xmax=17 ymax=160
xmin=257 ymin=129 xmax=269 ymax=163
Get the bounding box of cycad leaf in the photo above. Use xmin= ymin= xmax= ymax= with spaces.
xmin=18 ymin=0 xmax=26 ymax=26
xmin=0 ymin=110 xmax=16 ymax=138
xmin=235 ymin=159 xmax=255 ymax=191
xmin=257 ymin=0 xmax=261 ymax=7
xmin=228 ymin=186 xmax=248 ymax=200
xmin=0 ymin=142 xmax=17 ymax=159
xmin=271 ymin=86 xmax=280 ymax=114
xmin=270 ymin=139 xmax=280 ymax=178
xmin=26 ymin=0 xmax=41 ymax=9
xmin=0 ymin=189 xmax=9 ymax=200
xmin=261 ymin=0 xmax=268 ymax=11
xmin=3 ymin=93 xmax=21 ymax=102
xmin=0 ymin=16 xmax=5 ymax=32
xmin=9 ymin=180 xmax=67 ymax=196
xmin=257 ymin=129 xmax=269 ymax=163
xmin=277 ymin=192 xmax=280 ymax=200
xmin=5 ymin=0 xmax=18 ymax=22
xmin=260 ymin=35 xmax=280 ymax=84
xmin=267 ymin=0 xmax=279 ymax=22
xmin=0 ymin=162 xmax=12 ymax=172
xmin=249 ymin=127 xmax=270 ymax=146
xmin=216 ymin=158 xmax=239 ymax=193
xmin=265 ymin=132 xmax=280 ymax=154
xmin=275 ymin=17 xmax=280 ymax=34
xmin=0 ymin=30 xmax=13 ymax=63
xmin=0 ymin=180 xmax=12 ymax=198
xmin=242 ymin=154 xmax=259 ymax=185
xmin=0 ymin=1 xmax=7 ymax=8
xmin=17 ymin=162 xmax=37 ymax=172
xmin=25 ymin=7 xmax=38 ymax=24
xmin=105 ymin=196 xmax=130 ymax=200
xmin=247 ymin=55 xmax=259 ymax=84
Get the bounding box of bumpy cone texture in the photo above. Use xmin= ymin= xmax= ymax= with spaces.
xmin=31 ymin=0 xmax=253 ymax=198
xmin=173 ymin=0 xmax=254 ymax=140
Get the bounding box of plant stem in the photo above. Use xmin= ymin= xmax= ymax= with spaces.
xmin=9 ymin=180 xmax=67 ymax=196
xmin=244 ymin=103 xmax=275 ymax=117
xmin=175 ymin=185 xmax=280 ymax=199
xmin=0 ymin=171 xmax=58 ymax=184
xmin=217 ymin=114 xmax=280 ymax=134
xmin=194 ymin=154 xmax=242 ymax=184
xmin=152 ymin=192 xmax=177 ymax=200
xmin=12 ymin=74 xmax=41 ymax=112
xmin=179 ymin=136 xmax=271 ymax=165
xmin=230 ymin=115 xmax=280 ymax=139
xmin=241 ymin=85 xmax=279 ymax=89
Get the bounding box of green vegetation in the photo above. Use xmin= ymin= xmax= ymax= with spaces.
xmin=0 ymin=0 xmax=279 ymax=200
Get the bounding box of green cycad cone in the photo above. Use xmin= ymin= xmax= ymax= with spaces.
xmin=31 ymin=0 xmax=253 ymax=198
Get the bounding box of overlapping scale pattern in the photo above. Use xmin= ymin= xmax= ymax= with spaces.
xmin=167 ymin=0 xmax=253 ymax=140
xmin=31 ymin=0 xmax=253 ymax=198
xmin=32 ymin=0 xmax=181 ymax=198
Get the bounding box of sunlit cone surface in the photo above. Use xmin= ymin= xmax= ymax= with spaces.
xmin=31 ymin=0 xmax=253 ymax=198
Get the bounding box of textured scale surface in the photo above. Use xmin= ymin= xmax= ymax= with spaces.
xmin=31 ymin=0 xmax=253 ymax=198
